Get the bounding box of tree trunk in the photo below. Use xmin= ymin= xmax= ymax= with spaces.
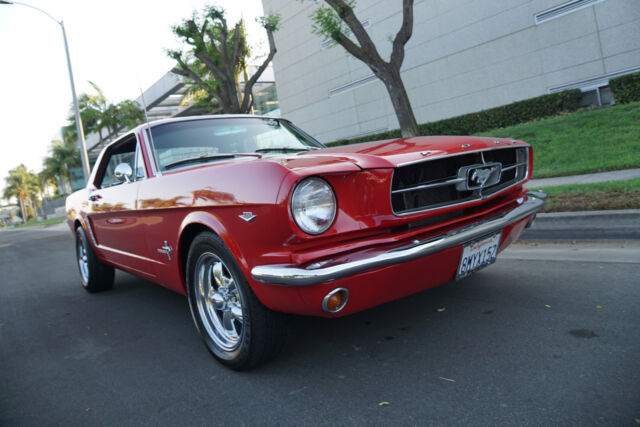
xmin=320 ymin=0 xmax=417 ymax=138
xmin=31 ymin=197 xmax=39 ymax=218
xmin=379 ymin=67 xmax=419 ymax=138
xmin=18 ymin=194 xmax=27 ymax=224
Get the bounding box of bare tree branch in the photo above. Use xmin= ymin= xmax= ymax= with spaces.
xmin=390 ymin=0 xmax=413 ymax=68
xmin=240 ymin=26 xmax=277 ymax=112
xmin=193 ymin=52 xmax=225 ymax=82
xmin=172 ymin=65 xmax=224 ymax=109
xmin=170 ymin=53 xmax=204 ymax=83
xmin=330 ymin=31 xmax=368 ymax=64
xmin=324 ymin=0 xmax=378 ymax=55
xmin=169 ymin=5 xmax=279 ymax=114
xmin=230 ymin=22 xmax=242 ymax=71
xmin=219 ymin=17 xmax=231 ymax=71
xmin=205 ymin=29 xmax=222 ymax=58
xmin=310 ymin=0 xmax=419 ymax=136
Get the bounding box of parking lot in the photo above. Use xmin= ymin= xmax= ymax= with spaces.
xmin=1 ymin=226 xmax=639 ymax=426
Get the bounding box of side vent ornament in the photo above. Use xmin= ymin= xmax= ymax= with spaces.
xmin=239 ymin=212 xmax=257 ymax=223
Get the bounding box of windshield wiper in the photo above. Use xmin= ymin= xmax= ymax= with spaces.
xmin=254 ymin=147 xmax=315 ymax=153
xmin=163 ymin=153 xmax=261 ymax=170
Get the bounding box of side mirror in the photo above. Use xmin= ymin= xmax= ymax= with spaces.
xmin=114 ymin=163 xmax=133 ymax=183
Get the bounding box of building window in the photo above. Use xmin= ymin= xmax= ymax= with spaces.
xmin=535 ymin=0 xmax=606 ymax=25
xmin=328 ymin=74 xmax=378 ymax=97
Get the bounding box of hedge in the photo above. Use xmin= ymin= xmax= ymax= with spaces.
xmin=610 ymin=72 xmax=640 ymax=104
xmin=326 ymin=89 xmax=582 ymax=147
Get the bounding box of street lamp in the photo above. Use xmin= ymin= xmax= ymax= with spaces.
xmin=0 ymin=0 xmax=91 ymax=184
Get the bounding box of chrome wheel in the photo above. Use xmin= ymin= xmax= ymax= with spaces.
xmin=74 ymin=226 xmax=114 ymax=292
xmin=194 ymin=252 xmax=244 ymax=351
xmin=77 ymin=237 xmax=89 ymax=284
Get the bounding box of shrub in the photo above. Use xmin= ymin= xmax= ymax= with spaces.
xmin=610 ymin=72 xmax=640 ymax=104
xmin=326 ymin=89 xmax=582 ymax=146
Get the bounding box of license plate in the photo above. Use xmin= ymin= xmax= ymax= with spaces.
xmin=456 ymin=232 xmax=502 ymax=280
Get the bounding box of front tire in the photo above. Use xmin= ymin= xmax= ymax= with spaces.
xmin=75 ymin=225 xmax=114 ymax=292
xmin=186 ymin=231 xmax=285 ymax=370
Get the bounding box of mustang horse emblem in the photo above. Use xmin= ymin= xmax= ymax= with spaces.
xmin=471 ymin=167 xmax=496 ymax=188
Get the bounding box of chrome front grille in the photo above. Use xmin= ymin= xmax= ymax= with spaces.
xmin=391 ymin=147 xmax=528 ymax=215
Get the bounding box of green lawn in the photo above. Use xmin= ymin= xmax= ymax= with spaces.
xmin=477 ymin=102 xmax=640 ymax=178
xmin=539 ymin=178 xmax=640 ymax=212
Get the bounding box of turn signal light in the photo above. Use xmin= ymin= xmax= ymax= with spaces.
xmin=322 ymin=288 xmax=349 ymax=313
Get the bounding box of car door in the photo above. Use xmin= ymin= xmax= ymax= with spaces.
xmin=87 ymin=134 xmax=156 ymax=278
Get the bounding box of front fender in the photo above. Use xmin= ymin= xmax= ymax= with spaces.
xmin=178 ymin=210 xmax=248 ymax=268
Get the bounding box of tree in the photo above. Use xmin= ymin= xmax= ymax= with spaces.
xmin=102 ymin=103 xmax=121 ymax=139
xmin=3 ymin=164 xmax=39 ymax=222
xmin=101 ymin=99 xmax=146 ymax=139
xmin=309 ymin=0 xmax=419 ymax=137
xmin=41 ymin=135 xmax=81 ymax=195
xmin=116 ymin=100 xmax=146 ymax=130
xmin=66 ymin=82 xmax=144 ymax=142
xmin=168 ymin=5 xmax=280 ymax=114
xmin=65 ymin=81 xmax=108 ymax=144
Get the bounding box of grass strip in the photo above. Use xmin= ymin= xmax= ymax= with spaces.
xmin=534 ymin=179 xmax=640 ymax=212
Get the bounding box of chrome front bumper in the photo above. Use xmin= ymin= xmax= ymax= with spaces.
xmin=251 ymin=191 xmax=547 ymax=287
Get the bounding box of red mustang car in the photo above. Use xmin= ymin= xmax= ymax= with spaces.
xmin=66 ymin=115 xmax=545 ymax=369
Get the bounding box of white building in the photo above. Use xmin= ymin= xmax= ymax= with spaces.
xmin=261 ymin=0 xmax=640 ymax=142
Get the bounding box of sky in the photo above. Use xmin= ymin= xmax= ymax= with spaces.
xmin=0 ymin=0 xmax=268 ymax=199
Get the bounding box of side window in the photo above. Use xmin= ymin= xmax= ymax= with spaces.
xmin=97 ymin=137 xmax=137 ymax=189
xmin=134 ymin=143 xmax=147 ymax=180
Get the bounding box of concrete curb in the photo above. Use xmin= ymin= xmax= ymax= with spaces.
xmin=523 ymin=209 xmax=640 ymax=241
xmin=536 ymin=209 xmax=640 ymax=219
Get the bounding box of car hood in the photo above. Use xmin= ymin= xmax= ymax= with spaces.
xmin=278 ymin=136 xmax=528 ymax=172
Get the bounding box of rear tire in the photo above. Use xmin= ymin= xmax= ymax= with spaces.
xmin=75 ymin=225 xmax=114 ymax=293
xmin=186 ymin=231 xmax=286 ymax=370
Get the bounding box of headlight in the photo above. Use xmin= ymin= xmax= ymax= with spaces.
xmin=291 ymin=177 xmax=336 ymax=235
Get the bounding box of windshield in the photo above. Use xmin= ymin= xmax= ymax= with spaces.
xmin=148 ymin=117 xmax=324 ymax=171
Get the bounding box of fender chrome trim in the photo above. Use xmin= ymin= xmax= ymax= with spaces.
xmin=251 ymin=191 xmax=546 ymax=286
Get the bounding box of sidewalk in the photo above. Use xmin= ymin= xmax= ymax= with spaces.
xmin=527 ymin=168 xmax=640 ymax=188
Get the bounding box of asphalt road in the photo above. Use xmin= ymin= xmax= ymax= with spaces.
xmin=1 ymin=226 xmax=639 ymax=426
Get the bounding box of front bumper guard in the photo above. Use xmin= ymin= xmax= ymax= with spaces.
xmin=251 ymin=191 xmax=547 ymax=286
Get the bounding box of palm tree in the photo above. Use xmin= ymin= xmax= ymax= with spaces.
xmin=66 ymin=82 xmax=145 ymax=142
xmin=65 ymin=81 xmax=109 ymax=144
xmin=3 ymin=164 xmax=39 ymax=222
xmin=102 ymin=103 xmax=121 ymax=139
xmin=41 ymin=136 xmax=81 ymax=195
xmin=116 ymin=99 xmax=145 ymax=130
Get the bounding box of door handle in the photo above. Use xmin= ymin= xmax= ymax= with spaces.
xmin=89 ymin=194 xmax=102 ymax=202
